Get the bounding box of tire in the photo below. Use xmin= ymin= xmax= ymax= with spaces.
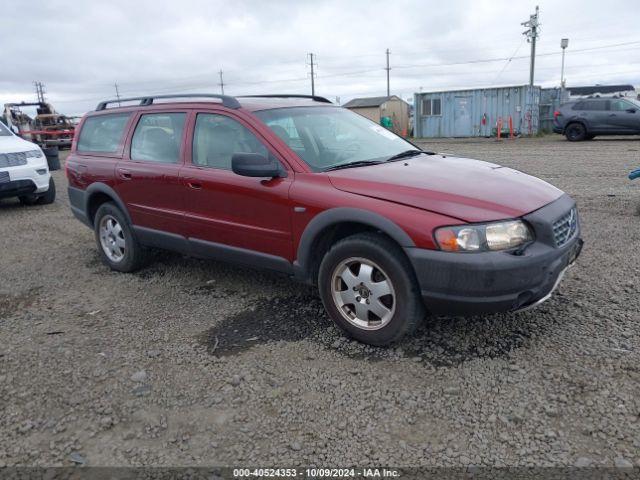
xmin=42 ymin=146 xmax=60 ymax=171
xmin=565 ymin=122 xmax=587 ymax=141
xmin=18 ymin=194 xmax=39 ymax=206
xmin=38 ymin=177 xmax=56 ymax=205
xmin=318 ymin=232 xmax=425 ymax=346
xmin=94 ymin=202 xmax=146 ymax=272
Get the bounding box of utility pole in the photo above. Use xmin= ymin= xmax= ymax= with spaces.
xmin=385 ymin=48 xmax=391 ymax=97
xmin=218 ymin=69 xmax=225 ymax=95
xmin=522 ymin=6 xmax=540 ymax=87
xmin=560 ymin=38 xmax=569 ymax=98
xmin=114 ymin=82 xmax=121 ymax=106
xmin=308 ymin=53 xmax=316 ymax=96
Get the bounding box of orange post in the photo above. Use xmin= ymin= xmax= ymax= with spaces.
xmin=508 ymin=115 xmax=514 ymax=138
xmin=497 ymin=117 xmax=503 ymax=140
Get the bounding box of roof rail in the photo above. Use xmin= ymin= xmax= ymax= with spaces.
xmin=95 ymin=94 xmax=241 ymax=111
xmin=238 ymin=94 xmax=333 ymax=104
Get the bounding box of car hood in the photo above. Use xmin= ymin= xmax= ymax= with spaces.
xmin=327 ymin=154 xmax=563 ymax=222
xmin=0 ymin=134 xmax=39 ymax=154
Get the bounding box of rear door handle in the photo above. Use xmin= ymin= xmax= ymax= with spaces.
xmin=117 ymin=168 xmax=132 ymax=180
xmin=187 ymin=181 xmax=202 ymax=190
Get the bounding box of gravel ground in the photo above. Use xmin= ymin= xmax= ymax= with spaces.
xmin=1 ymin=135 xmax=639 ymax=469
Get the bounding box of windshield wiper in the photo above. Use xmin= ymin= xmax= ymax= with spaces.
xmin=323 ymin=160 xmax=384 ymax=172
xmin=385 ymin=149 xmax=424 ymax=162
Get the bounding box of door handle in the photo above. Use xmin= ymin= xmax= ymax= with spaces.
xmin=117 ymin=168 xmax=132 ymax=180
xmin=609 ymin=113 xmax=616 ymax=117
xmin=187 ymin=181 xmax=202 ymax=190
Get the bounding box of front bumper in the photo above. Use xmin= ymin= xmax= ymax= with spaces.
xmin=1 ymin=163 xmax=50 ymax=193
xmin=0 ymin=179 xmax=39 ymax=199
xmin=405 ymin=194 xmax=583 ymax=316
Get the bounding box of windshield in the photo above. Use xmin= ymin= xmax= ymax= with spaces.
xmin=0 ymin=121 xmax=12 ymax=137
xmin=255 ymin=106 xmax=417 ymax=172
xmin=626 ymin=98 xmax=640 ymax=108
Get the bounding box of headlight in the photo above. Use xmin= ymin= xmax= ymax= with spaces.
xmin=435 ymin=220 xmax=533 ymax=252
xmin=25 ymin=149 xmax=44 ymax=158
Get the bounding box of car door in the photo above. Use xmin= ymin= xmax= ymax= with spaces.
xmin=574 ymin=99 xmax=611 ymax=133
xmin=181 ymin=110 xmax=294 ymax=265
xmin=115 ymin=111 xmax=188 ymax=235
xmin=608 ymin=99 xmax=640 ymax=133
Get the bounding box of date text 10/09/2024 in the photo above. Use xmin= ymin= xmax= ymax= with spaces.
xmin=233 ymin=468 xmax=401 ymax=478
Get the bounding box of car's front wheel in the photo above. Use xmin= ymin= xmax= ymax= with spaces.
xmin=318 ymin=232 xmax=425 ymax=346
xmin=565 ymin=122 xmax=587 ymax=141
xmin=94 ymin=202 xmax=146 ymax=272
xmin=38 ymin=177 xmax=56 ymax=204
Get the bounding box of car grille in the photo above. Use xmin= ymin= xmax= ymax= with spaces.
xmin=0 ymin=152 xmax=28 ymax=168
xmin=0 ymin=171 xmax=9 ymax=184
xmin=552 ymin=207 xmax=578 ymax=247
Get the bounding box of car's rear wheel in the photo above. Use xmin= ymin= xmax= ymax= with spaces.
xmin=565 ymin=122 xmax=587 ymax=141
xmin=318 ymin=232 xmax=424 ymax=346
xmin=94 ymin=202 xmax=146 ymax=272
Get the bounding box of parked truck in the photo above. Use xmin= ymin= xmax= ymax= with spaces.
xmin=2 ymin=101 xmax=75 ymax=170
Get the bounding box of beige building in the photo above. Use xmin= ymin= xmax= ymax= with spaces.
xmin=343 ymin=95 xmax=410 ymax=136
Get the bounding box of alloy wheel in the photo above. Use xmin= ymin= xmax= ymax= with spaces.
xmin=99 ymin=215 xmax=126 ymax=262
xmin=331 ymin=257 xmax=396 ymax=330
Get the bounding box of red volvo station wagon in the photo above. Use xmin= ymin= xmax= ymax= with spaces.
xmin=66 ymin=94 xmax=583 ymax=345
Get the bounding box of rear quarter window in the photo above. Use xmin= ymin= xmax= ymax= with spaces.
xmin=572 ymin=100 xmax=607 ymax=111
xmin=77 ymin=113 xmax=131 ymax=153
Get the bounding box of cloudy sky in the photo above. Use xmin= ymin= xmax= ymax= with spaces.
xmin=3 ymin=0 xmax=639 ymax=115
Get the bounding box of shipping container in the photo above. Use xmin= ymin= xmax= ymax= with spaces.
xmin=414 ymin=85 xmax=541 ymax=138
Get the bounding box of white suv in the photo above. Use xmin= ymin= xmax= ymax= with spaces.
xmin=0 ymin=121 xmax=55 ymax=205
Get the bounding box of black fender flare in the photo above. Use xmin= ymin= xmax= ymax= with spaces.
xmin=566 ymin=117 xmax=590 ymax=132
xmin=84 ymin=183 xmax=132 ymax=226
xmin=294 ymin=207 xmax=415 ymax=280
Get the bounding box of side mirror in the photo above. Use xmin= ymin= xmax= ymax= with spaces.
xmin=626 ymin=108 xmax=637 ymax=113
xmin=231 ymin=153 xmax=283 ymax=178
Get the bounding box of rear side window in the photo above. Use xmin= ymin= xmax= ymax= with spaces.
xmin=573 ymin=100 xmax=607 ymax=111
xmin=131 ymin=113 xmax=186 ymax=163
xmin=77 ymin=113 xmax=130 ymax=153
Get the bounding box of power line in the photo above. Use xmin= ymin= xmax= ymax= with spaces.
xmin=79 ymin=40 xmax=640 ymax=95
xmin=391 ymin=41 xmax=640 ymax=70
xmin=491 ymin=39 xmax=526 ymax=86
xmin=32 ymin=39 xmax=640 ymax=113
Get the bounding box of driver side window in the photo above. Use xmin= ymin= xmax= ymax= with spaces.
xmin=611 ymin=99 xmax=632 ymax=112
xmin=192 ymin=114 xmax=269 ymax=170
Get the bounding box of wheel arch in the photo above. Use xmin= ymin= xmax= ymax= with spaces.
xmin=294 ymin=207 xmax=415 ymax=284
xmin=566 ymin=118 xmax=590 ymax=131
xmin=85 ymin=183 xmax=132 ymax=227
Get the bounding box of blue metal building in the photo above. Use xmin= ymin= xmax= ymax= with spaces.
xmin=414 ymin=85 xmax=541 ymax=138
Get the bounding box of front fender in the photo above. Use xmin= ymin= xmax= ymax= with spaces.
xmin=294 ymin=207 xmax=415 ymax=281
